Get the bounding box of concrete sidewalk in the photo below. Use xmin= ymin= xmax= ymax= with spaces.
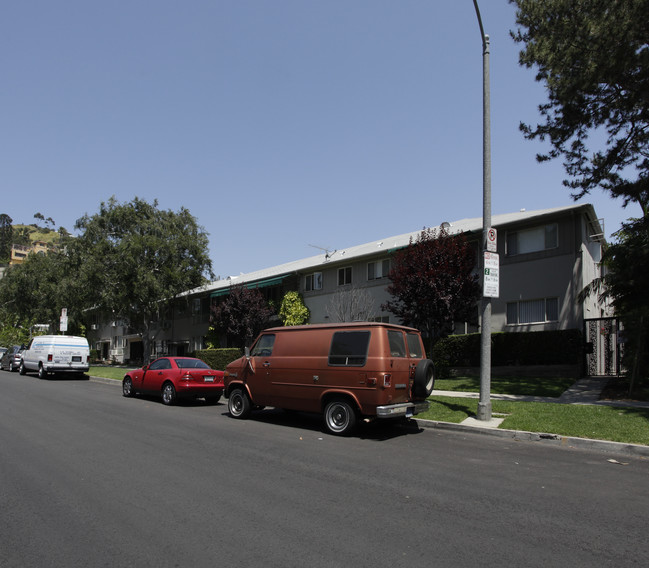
xmin=423 ymin=376 xmax=649 ymax=457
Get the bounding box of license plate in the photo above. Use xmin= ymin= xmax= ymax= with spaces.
xmin=72 ymin=356 xmax=82 ymax=362
xmin=204 ymin=376 xmax=214 ymax=382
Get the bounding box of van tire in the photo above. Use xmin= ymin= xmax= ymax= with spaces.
xmin=413 ymin=359 xmax=435 ymax=398
xmin=324 ymin=399 xmax=357 ymax=436
xmin=19 ymin=362 xmax=26 ymax=375
xmin=38 ymin=364 xmax=47 ymax=380
xmin=228 ymin=387 xmax=251 ymax=419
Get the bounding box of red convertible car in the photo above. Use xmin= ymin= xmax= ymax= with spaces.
xmin=122 ymin=357 xmax=224 ymax=405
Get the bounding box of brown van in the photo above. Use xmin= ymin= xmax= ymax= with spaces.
xmin=223 ymin=322 xmax=434 ymax=435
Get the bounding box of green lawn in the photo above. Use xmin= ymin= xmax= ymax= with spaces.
xmin=434 ymin=375 xmax=576 ymax=397
xmin=419 ymin=396 xmax=649 ymax=446
xmin=88 ymin=366 xmax=137 ymax=380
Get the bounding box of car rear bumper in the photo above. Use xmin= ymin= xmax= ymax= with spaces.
xmin=376 ymin=400 xmax=430 ymax=418
xmin=45 ymin=365 xmax=89 ymax=373
xmin=175 ymin=382 xmax=224 ymax=397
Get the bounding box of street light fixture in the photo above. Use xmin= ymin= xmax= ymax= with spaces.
xmin=473 ymin=0 xmax=492 ymax=421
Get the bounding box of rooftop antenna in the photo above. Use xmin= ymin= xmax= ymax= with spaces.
xmin=309 ymin=244 xmax=337 ymax=260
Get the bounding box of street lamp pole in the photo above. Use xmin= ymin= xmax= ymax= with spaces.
xmin=473 ymin=0 xmax=492 ymax=421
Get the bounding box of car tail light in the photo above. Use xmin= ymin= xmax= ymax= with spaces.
xmin=181 ymin=373 xmax=192 ymax=381
xmin=383 ymin=374 xmax=392 ymax=388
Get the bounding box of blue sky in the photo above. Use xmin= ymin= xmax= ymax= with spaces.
xmin=2 ymin=1 xmax=637 ymax=279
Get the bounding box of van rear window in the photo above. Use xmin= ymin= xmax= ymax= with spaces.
xmin=328 ymin=331 xmax=370 ymax=366
xmin=387 ymin=330 xmax=406 ymax=357
xmin=406 ymin=333 xmax=423 ymax=358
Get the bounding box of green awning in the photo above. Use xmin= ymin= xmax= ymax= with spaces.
xmin=210 ymin=275 xmax=287 ymax=298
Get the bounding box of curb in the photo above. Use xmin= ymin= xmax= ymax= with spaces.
xmin=89 ymin=376 xmax=122 ymax=386
xmin=90 ymin=375 xmax=649 ymax=458
xmin=416 ymin=418 xmax=649 ymax=459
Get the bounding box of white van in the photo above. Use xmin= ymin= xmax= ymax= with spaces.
xmin=20 ymin=335 xmax=90 ymax=379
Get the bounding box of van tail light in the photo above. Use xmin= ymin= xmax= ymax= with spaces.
xmin=48 ymin=354 xmax=53 ymax=362
xmin=383 ymin=374 xmax=392 ymax=388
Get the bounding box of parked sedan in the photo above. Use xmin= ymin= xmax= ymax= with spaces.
xmin=122 ymin=357 xmax=224 ymax=405
xmin=1 ymin=345 xmax=23 ymax=372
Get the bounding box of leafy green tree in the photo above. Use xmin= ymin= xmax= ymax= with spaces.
xmin=12 ymin=226 xmax=31 ymax=246
xmin=382 ymin=228 xmax=480 ymax=352
xmin=278 ymin=291 xmax=310 ymax=326
xmin=605 ymin=219 xmax=649 ymax=389
xmin=0 ymin=250 xmax=82 ymax=333
xmin=210 ymin=284 xmax=273 ymax=348
xmin=0 ymin=214 xmax=12 ymax=262
xmin=510 ymin=0 xmax=649 ymax=217
xmin=72 ymin=197 xmax=213 ymax=363
xmin=511 ymin=0 xmax=649 ymax=385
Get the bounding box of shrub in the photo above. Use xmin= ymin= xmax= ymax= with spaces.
xmin=432 ymin=329 xmax=583 ymax=372
xmin=195 ymin=348 xmax=243 ymax=371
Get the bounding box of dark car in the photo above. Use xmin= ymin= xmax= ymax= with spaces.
xmin=122 ymin=357 xmax=225 ymax=405
xmin=1 ymin=345 xmax=24 ymax=372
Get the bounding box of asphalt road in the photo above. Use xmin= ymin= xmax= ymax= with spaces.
xmin=1 ymin=369 xmax=648 ymax=568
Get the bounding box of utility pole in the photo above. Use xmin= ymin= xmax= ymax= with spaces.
xmin=473 ymin=0 xmax=492 ymax=421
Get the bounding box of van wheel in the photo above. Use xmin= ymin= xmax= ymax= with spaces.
xmin=228 ymin=388 xmax=251 ymax=419
xmin=19 ymin=362 xmax=26 ymax=375
xmin=38 ymin=365 xmax=48 ymax=380
xmin=413 ymin=359 xmax=435 ymax=398
xmin=122 ymin=377 xmax=135 ymax=397
xmin=324 ymin=399 xmax=357 ymax=436
xmin=161 ymin=382 xmax=177 ymax=405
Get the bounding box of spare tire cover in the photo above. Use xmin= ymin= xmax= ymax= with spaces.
xmin=413 ymin=359 xmax=435 ymax=398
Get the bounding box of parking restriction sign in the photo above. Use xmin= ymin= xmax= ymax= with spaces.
xmin=483 ymin=251 xmax=499 ymax=298
xmin=486 ymin=227 xmax=497 ymax=252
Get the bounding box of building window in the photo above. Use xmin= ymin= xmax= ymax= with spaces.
xmin=305 ymin=272 xmax=322 ymax=291
xmin=367 ymin=259 xmax=390 ymax=281
xmin=338 ymin=266 xmax=352 ymax=286
xmin=506 ymin=223 xmax=558 ymax=256
xmin=506 ymin=298 xmax=559 ymax=324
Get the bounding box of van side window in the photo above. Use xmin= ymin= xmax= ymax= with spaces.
xmin=387 ymin=330 xmax=406 ymax=357
xmin=251 ymin=334 xmax=275 ymax=357
xmin=329 ymin=331 xmax=370 ymax=366
xmin=406 ymin=333 xmax=423 ymax=358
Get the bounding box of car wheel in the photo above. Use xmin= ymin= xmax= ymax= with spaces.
xmin=228 ymin=388 xmax=251 ymax=419
xmin=161 ymin=382 xmax=177 ymax=406
xmin=122 ymin=377 xmax=135 ymax=398
xmin=38 ymin=364 xmax=47 ymax=380
xmin=413 ymin=359 xmax=435 ymax=398
xmin=324 ymin=399 xmax=357 ymax=436
xmin=19 ymin=361 xmax=26 ymax=375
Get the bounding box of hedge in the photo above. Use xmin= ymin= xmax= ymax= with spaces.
xmin=432 ymin=329 xmax=583 ymax=368
xmin=195 ymin=348 xmax=243 ymax=371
